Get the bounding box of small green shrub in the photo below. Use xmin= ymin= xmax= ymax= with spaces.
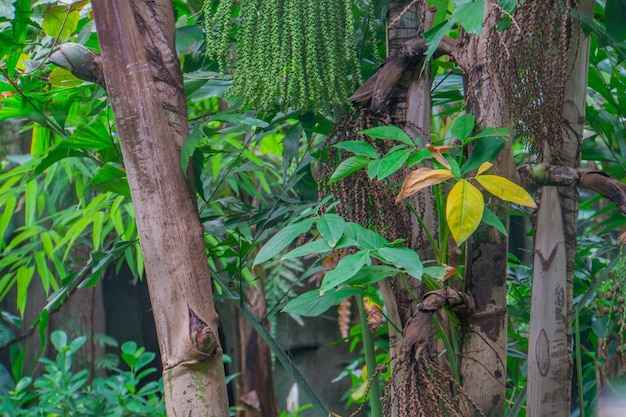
xmin=0 ymin=331 xmax=165 ymax=417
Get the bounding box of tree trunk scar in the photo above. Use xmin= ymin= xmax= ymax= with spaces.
xmin=535 ymin=329 xmax=550 ymax=377
xmin=188 ymin=306 xmax=217 ymax=357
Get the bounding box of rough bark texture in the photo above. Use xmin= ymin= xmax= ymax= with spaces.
xmin=526 ymin=1 xmax=593 ymax=415
xmin=458 ymin=5 xmax=517 ymax=415
xmin=235 ymin=286 xmax=279 ymax=417
xmin=91 ymin=0 xmax=229 ymax=415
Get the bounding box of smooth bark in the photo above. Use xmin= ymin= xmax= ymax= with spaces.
xmin=91 ymin=0 xmax=229 ymax=415
xmin=526 ymin=1 xmax=593 ymax=415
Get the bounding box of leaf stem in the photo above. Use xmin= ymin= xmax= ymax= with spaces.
xmin=357 ymin=294 xmax=384 ymax=417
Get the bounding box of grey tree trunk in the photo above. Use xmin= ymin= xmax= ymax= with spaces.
xmin=527 ymin=1 xmax=593 ymax=415
xmin=91 ymin=0 xmax=229 ymax=415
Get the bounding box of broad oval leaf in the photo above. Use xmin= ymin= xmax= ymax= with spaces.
xmin=374 ymin=246 xmax=422 ymax=278
xmin=446 ymin=180 xmax=484 ymax=244
xmin=283 ymin=287 xmax=363 ymax=317
xmin=42 ymin=6 xmax=79 ymax=39
xmin=360 ymin=126 xmax=414 ymax=146
xmin=450 ymin=113 xmax=475 ymax=141
xmin=377 ymin=148 xmax=412 ymax=180
xmin=475 ymin=175 xmax=537 ymax=208
xmin=333 ymin=141 xmax=379 ymax=159
xmin=317 ymin=213 xmax=346 ymax=247
xmin=328 ymin=155 xmax=370 ymax=185
xmin=396 ymin=168 xmax=454 ymax=202
xmin=320 ymin=251 xmax=370 ymax=293
xmin=254 ymin=218 xmax=315 ymax=265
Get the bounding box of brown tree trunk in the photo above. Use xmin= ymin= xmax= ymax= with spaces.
xmin=91 ymin=0 xmax=229 ymax=415
xmin=457 ymin=5 xmax=517 ymax=415
xmin=235 ymin=285 xmax=279 ymax=417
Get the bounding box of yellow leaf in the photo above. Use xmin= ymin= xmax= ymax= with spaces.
xmin=477 ymin=161 xmax=492 ymax=175
xmin=446 ymin=180 xmax=484 ymax=244
xmin=396 ymin=167 xmax=454 ymax=202
xmin=48 ymin=67 xmax=83 ymax=88
xmin=475 ymin=175 xmax=537 ymax=208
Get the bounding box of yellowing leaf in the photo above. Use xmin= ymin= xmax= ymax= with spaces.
xmin=475 ymin=175 xmax=537 ymax=208
xmin=396 ymin=167 xmax=454 ymax=202
xmin=476 ymin=161 xmax=492 ymax=175
xmin=42 ymin=6 xmax=80 ymax=39
xmin=427 ymin=145 xmax=451 ymax=169
xmin=446 ymin=180 xmax=484 ymax=244
xmin=48 ymin=67 xmax=83 ymax=88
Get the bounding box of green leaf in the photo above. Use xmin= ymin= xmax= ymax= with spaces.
xmin=360 ymin=126 xmax=414 ymax=146
xmin=377 ymin=148 xmax=413 ymax=180
xmin=482 ymin=206 xmax=507 ymax=236
xmin=460 ymin=136 xmax=506 ymax=176
xmin=281 ymin=239 xmax=332 ymax=260
xmin=42 ymin=6 xmax=79 ymax=39
xmin=345 ymin=223 xmax=389 ymax=250
xmin=452 ymin=0 xmax=485 ymax=34
xmin=464 ymin=127 xmax=510 ymax=144
xmin=333 ymin=141 xmax=379 ymax=159
xmin=424 ymin=19 xmax=455 ymax=63
xmin=50 ymin=330 xmax=68 ymax=351
xmin=606 ymin=0 xmax=626 ymax=42
xmin=283 ymin=287 xmax=363 ymax=317
xmin=320 ymin=251 xmax=370 ymax=292
xmin=254 ymin=218 xmax=316 ymax=264
xmin=317 ymin=214 xmax=346 ymax=247
xmin=446 ymin=179 xmax=484 ymax=244
xmin=406 ymin=148 xmax=432 ymax=168
xmin=450 ymin=113 xmax=475 ymax=141
xmin=16 ymin=265 xmax=34 ymax=316
xmin=348 ymin=266 xmax=402 ymax=286
xmin=374 ymin=246 xmax=422 ymax=278
xmin=181 ymin=129 xmax=204 ymax=174
xmin=328 ymin=155 xmax=370 ymax=185
xmin=211 ymin=112 xmax=269 ymax=128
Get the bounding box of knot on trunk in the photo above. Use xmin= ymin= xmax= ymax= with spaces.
xmin=188 ymin=307 xmax=218 ymax=357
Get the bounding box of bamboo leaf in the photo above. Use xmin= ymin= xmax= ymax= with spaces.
xmin=328 ymin=156 xmax=370 ymax=185
xmin=475 ymin=175 xmax=537 ymax=208
xmin=446 ymin=180 xmax=484 ymax=244
xmin=396 ymin=168 xmax=454 ymax=202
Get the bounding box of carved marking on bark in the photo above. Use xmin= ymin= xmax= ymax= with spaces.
xmin=535 ymin=244 xmax=560 ymax=271
xmin=535 ymin=329 xmax=550 ymax=377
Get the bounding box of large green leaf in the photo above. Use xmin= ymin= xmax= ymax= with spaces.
xmin=360 ymin=126 xmax=414 ymax=146
xmin=281 ymin=239 xmax=332 ymax=260
xmin=452 ymin=0 xmax=484 ymax=34
xmin=377 ymin=148 xmax=412 ymax=180
xmin=328 ymin=155 xmax=370 ymax=185
xmin=254 ymin=218 xmax=316 ymax=264
xmin=283 ymin=287 xmax=363 ymax=317
xmin=450 ymin=113 xmax=475 ymax=141
xmin=460 ymin=136 xmax=506 ymax=176
xmin=606 ymin=0 xmax=626 ymax=42
xmin=320 ymin=251 xmax=370 ymax=292
xmin=333 ymin=141 xmax=379 ymax=159
xmin=374 ymin=246 xmax=423 ymax=279
xmin=317 ymin=213 xmax=345 ymax=247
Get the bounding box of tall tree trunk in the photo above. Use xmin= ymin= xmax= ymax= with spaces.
xmin=91 ymin=0 xmax=229 ymax=415
xmin=527 ymin=1 xmax=593 ymax=415
xmin=458 ymin=5 xmax=518 ymax=415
